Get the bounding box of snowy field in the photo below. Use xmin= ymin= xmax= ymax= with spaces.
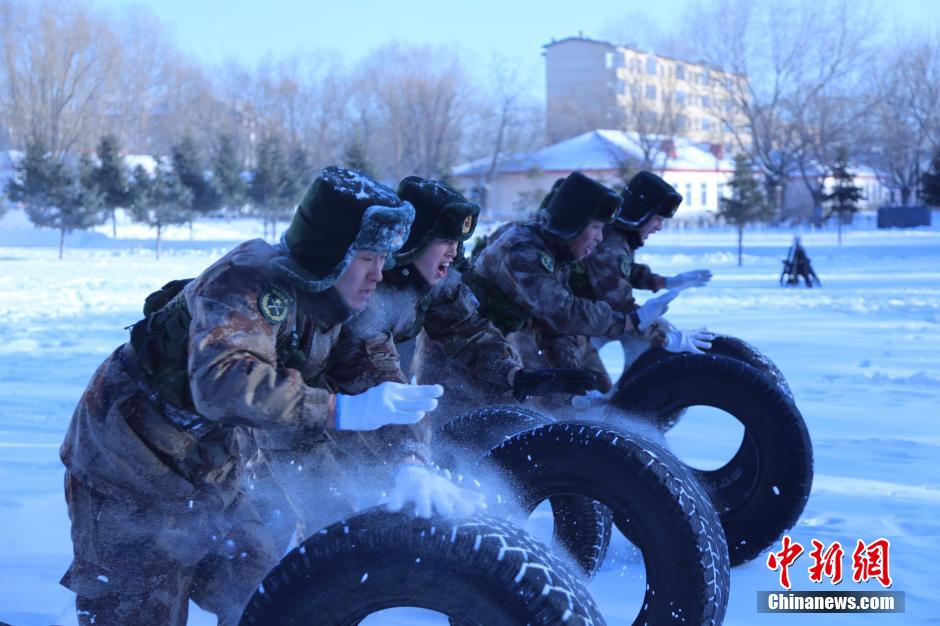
xmin=0 ymin=212 xmax=938 ymax=625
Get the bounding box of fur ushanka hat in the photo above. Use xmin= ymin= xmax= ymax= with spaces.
xmin=539 ymin=171 xmax=622 ymax=241
xmin=394 ymin=176 xmax=481 ymax=265
xmin=271 ymin=166 xmax=414 ymax=291
xmin=614 ymin=170 xmax=683 ymax=231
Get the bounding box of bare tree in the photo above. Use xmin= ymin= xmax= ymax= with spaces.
xmin=0 ymin=0 xmax=120 ymax=157
xmin=461 ymin=54 xmax=544 ymax=208
xmin=357 ymin=44 xmax=468 ymax=181
xmin=863 ymin=38 xmax=940 ymax=206
xmin=685 ymin=0 xmax=877 ymax=219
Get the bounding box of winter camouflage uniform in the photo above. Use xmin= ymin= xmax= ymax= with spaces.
xmin=545 ymin=224 xmax=673 ymax=388
xmin=60 ymin=238 xmax=422 ymax=625
xmin=463 ymin=222 xmax=632 ymax=399
xmin=333 ymin=263 xmax=522 ymax=427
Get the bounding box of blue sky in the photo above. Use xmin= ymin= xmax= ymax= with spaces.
xmin=95 ymin=0 xmax=692 ymax=67
xmin=95 ymin=0 xmax=939 ymax=96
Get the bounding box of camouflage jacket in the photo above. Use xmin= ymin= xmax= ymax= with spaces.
xmin=329 ymin=265 xmax=520 ymax=403
xmin=471 ymin=222 xmax=630 ymax=339
xmin=60 ymin=238 xmax=424 ymax=512
xmin=575 ymin=225 xmax=666 ymax=312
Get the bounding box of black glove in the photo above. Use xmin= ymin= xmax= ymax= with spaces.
xmin=512 ymin=368 xmax=602 ymax=402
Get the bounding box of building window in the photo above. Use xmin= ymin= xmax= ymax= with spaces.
xmin=677 ymin=114 xmax=687 ymax=130
xmin=676 ymin=64 xmax=685 ymax=80
xmin=702 ymin=95 xmax=711 ymax=108
xmin=646 ymin=57 xmax=657 ymax=75
xmin=606 ymin=52 xmax=613 ymax=69
xmin=700 ymin=72 xmax=710 ymax=86
xmin=676 ymin=90 xmax=686 ymax=104
xmin=685 ymin=183 xmax=693 ymax=205
xmin=702 ymin=118 xmax=712 ymax=131
xmin=701 ymin=183 xmax=708 ymax=206
xmin=646 ymin=84 xmax=657 ymax=100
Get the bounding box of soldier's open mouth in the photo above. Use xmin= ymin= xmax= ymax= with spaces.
xmin=436 ymin=262 xmax=450 ymax=278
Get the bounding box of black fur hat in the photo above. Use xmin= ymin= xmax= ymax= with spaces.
xmin=614 ymin=170 xmax=682 ymax=231
xmin=271 ymin=166 xmax=414 ymax=291
xmin=540 ymin=171 xmax=622 ymax=241
xmin=395 ymin=176 xmax=481 ymax=264
xmin=538 ymin=178 xmax=565 ymax=211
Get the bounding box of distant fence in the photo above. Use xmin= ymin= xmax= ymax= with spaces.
xmin=877 ymin=205 xmax=932 ymax=228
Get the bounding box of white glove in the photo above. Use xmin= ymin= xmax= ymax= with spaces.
xmin=335 ymin=381 xmax=443 ymax=430
xmin=384 ymin=465 xmax=486 ymax=519
xmin=665 ymin=269 xmax=713 ymax=290
xmin=663 ymin=328 xmax=715 ymax=355
xmin=634 ymin=289 xmax=680 ymax=332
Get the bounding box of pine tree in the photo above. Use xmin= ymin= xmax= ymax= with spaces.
xmin=172 ymin=136 xmax=220 ymax=237
xmin=920 ymin=147 xmax=940 ymax=208
xmin=281 ymin=144 xmax=310 ymax=228
xmin=249 ymin=135 xmax=288 ymax=240
xmin=717 ymin=154 xmax=775 ymax=266
xmin=343 ymin=140 xmax=373 ymax=177
xmin=7 ymin=144 xmax=104 ymax=259
xmin=130 ymin=164 xmax=193 ymax=259
xmin=824 ymin=147 xmax=864 ymax=245
xmin=212 ymin=133 xmax=246 ymax=216
xmin=92 ymin=134 xmax=132 ymax=238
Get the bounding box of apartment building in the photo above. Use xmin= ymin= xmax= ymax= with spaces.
xmin=545 ymin=36 xmax=750 ymax=153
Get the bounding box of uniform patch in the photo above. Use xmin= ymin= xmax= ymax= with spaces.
xmin=462 ymin=215 xmax=474 ymax=235
xmin=619 ymin=255 xmax=632 ymax=278
xmin=258 ymin=283 xmax=292 ymax=324
xmin=538 ymin=251 xmax=555 ymax=273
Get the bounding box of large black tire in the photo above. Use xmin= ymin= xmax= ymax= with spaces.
xmin=615 ymin=334 xmax=792 ymax=401
xmin=239 ymin=508 xmax=605 ymax=626
xmin=484 ymin=422 xmax=730 ymax=626
xmin=610 ymin=354 xmax=813 ymax=565
xmin=437 ymin=405 xmax=613 ymax=578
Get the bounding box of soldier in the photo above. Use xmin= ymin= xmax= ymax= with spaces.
xmin=564 ymin=171 xmax=716 ymax=390
xmin=329 ymin=176 xmax=600 ymax=430
xmin=59 ymin=166 xmax=478 ymax=626
xmin=457 ymin=171 xmax=677 ymax=402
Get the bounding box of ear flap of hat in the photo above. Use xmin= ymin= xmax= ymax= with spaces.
xmin=541 ymin=171 xmax=622 ymax=241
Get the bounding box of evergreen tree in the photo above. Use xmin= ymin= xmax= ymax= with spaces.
xmin=342 ymin=139 xmax=372 ymax=177
xmin=824 ymin=147 xmax=864 ymax=245
xmin=717 ymin=154 xmax=775 ymax=266
xmin=920 ymin=147 xmax=940 ymax=208
xmin=280 ymin=143 xmax=311 ymax=229
xmin=212 ymin=133 xmax=246 ymax=216
xmin=92 ymin=134 xmax=132 ymax=238
xmin=249 ymin=135 xmax=289 ymax=239
xmin=7 ymin=143 xmax=104 ymax=259
xmin=130 ymin=164 xmax=193 ymax=259
xmin=172 ymin=136 xmax=220 ymax=236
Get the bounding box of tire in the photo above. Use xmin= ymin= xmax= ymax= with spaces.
xmin=437 ymin=405 xmax=613 ymax=578
xmin=239 ymin=508 xmax=605 ymax=626
xmin=707 ymin=334 xmax=793 ymax=399
xmin=610 ymin=354 xmax=813 ymax=565
xmin=484 ymin=422 xmax=730 ymax=626
xmin=614 ymin=334 xmax=793 ymax=400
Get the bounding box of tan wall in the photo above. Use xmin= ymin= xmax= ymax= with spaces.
xmin=546 ymin=38 xmax=750 ymax=149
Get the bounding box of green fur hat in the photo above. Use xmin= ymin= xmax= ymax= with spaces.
xmin=271 ymin=166 xmax=414 ymax=291
xmin=614 ymin=170 xmax=683 ymax=231
xmin=394 ymin=176 xmax=481 ymax=265
xmin=539 ymin=171 xmax=622 ymax=241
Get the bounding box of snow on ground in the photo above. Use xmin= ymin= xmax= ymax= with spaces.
xmin=0 ymin=213 xmax=938 ymax=625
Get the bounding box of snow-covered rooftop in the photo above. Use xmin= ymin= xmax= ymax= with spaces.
xmin=454 ymin=130 xmax=736 ymax=178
